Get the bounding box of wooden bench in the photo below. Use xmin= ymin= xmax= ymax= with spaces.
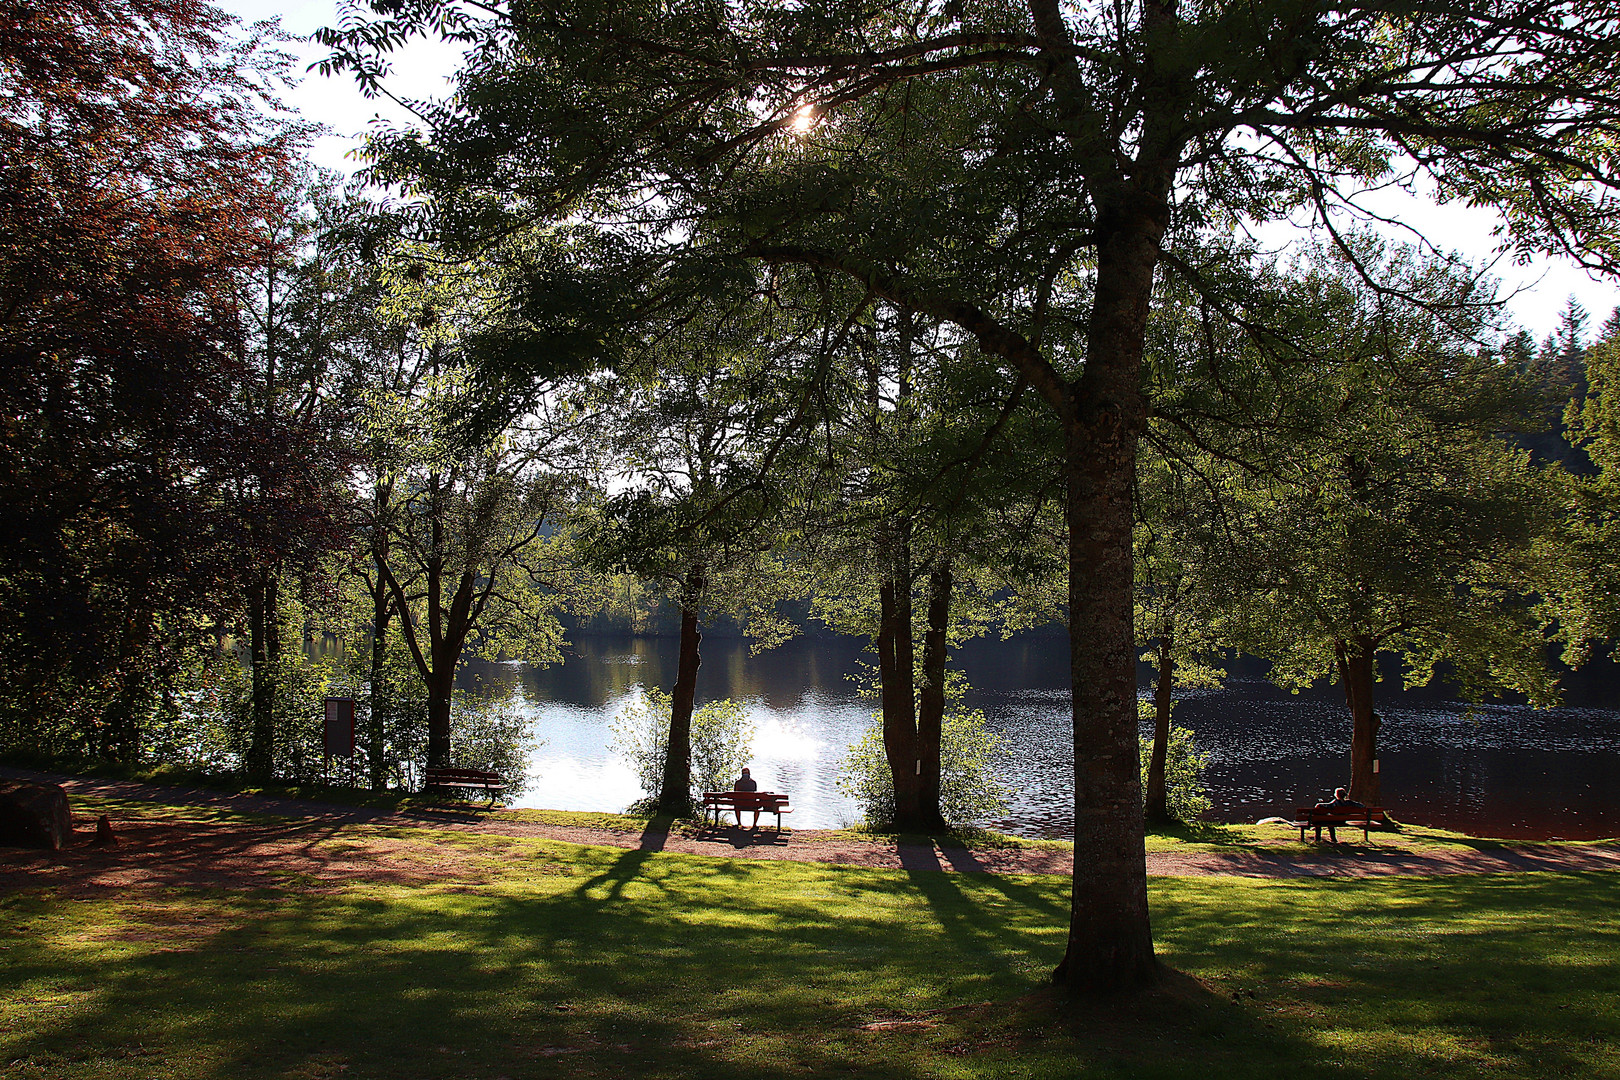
xmin=424 ymin=767 xmax=507 ymax=806
xmin=702 ymin=790 xmax=792 ymax=829
xmin=1292 ymin=805 xmax=1386 ymax=843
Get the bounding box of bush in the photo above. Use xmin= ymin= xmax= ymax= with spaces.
xmin=1138 ymin=701 xmax=1212 ymax=823
xmin=445 ymin=677 xmax=534 ymax=798
xmin=610 ymin=687 xmax=754 ymax=812
xmin=171 ymin=620 xmax=531 ymax=796
xmin=838 ymin=674 xmax=1009 ymax=829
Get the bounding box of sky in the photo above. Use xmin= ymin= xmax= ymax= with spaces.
xmin=228 ymin=0 xmax=1620 ymax=344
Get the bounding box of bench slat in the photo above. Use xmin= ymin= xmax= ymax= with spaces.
xmin=424 ymin=768 xmax=507 ymax=804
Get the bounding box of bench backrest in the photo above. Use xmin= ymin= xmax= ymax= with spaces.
xmin=429 ymin=768 xmax=503 ymax=782
xmin=1296 ymin=806 xmax=1383 ymax=822
xmin=704 ymin=791 xmax=788 ymax=808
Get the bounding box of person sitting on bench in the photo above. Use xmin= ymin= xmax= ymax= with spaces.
xmin=1312 ymin=787 xmax=1365 ymax=842
xmin=733 ymin=767 xmax=760 ymax=827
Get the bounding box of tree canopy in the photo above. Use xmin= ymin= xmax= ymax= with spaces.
xmin=317 ymin=0 xmax=1620 ymax=993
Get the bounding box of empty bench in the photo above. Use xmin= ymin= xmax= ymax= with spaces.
xmin=1291 ymin=805 xmax=1386 ymax=843
xmin=424 ymin=767 xmax=507 ymax=805
xmin=702 ymin=791 xmax=793 ymax=829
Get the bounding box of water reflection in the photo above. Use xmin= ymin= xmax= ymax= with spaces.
xmin=461 ymin=634 xmax=1620 ymax=841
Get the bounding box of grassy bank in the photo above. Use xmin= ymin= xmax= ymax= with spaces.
xmin=3 ymin=809 xmax=1617 ymax=1080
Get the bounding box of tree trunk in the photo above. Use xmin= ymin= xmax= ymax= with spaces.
xmin=1144 ymin=626 xmax=1173 ymax=825
xmin=425 ymin=665 xmax=453 ymax=771
xmin=661 ymin=568 xmax=704 ymax=816
xmin=245 ymin=573 xmax=279 ymax=782
xmin=367 ymin=560 xmax=392 ymax=791
xmin=98 ymin=609 xmax=155 ymax=762
xmin=913 ymin=557 xmax=952 ymax=831
xmin=1051 ymin=197 xmax=1161 ymax=993
xmin=1343 ymin=634 xmax=1382 ymax=804
xmin=879 ymin=577 xmax=921 ymax=827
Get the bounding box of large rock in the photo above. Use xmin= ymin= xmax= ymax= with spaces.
xmin=0 ymin=778 xmax=72 ymax=850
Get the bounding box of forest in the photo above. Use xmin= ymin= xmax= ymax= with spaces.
xmin=5 ymin=0 xmax=1620 ymax=995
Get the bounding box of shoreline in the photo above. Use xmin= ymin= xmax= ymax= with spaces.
xmin=4 ymin=765 xmax=1619 ymax=887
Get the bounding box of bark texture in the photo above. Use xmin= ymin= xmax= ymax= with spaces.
xmin=913 ymin=558 xmax=952 ymax=832
xmin=1050 ymin=193 xmax=1164 ymax=993
xmin=661 ymin=568 xmax=705 ymax=815
xmin=1340 ymin=635 xmax=1383 ymax=805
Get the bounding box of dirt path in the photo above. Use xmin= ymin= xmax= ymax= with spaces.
xmin=4 ymin=767 xmax=1619 ymax=894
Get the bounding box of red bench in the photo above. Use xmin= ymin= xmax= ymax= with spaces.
xmin=702 ymin=790 xmax=792 ymax=829
xmin=1292 ymin=805 xmax=1386 ymax=843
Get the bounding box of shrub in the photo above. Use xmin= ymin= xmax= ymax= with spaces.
xmin=172 ymin=621 xmax=531 ymax=795
xmin=838 ymin=674 xmax=1009 ymax=829
xmin=1138 ymin=701 xmax=1212 ymax=823
xmin=610 ymin=687 xmax=754 ymax=812
xmin=445 ymin=677 xmax=534 ymax=798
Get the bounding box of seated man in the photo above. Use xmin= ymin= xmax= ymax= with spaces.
xmin=732 ymin=767 xmax=760 ymax=827
xmin=1312 ymin=787 xmax=1366 ymax=842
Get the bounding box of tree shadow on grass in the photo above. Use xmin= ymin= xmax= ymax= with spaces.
xmin=5 ymin=859 xmax=1616 ymax=1080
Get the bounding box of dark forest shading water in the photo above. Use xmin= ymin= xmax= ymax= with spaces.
xmin=462 ymin=633 xmax=1620 ymax=840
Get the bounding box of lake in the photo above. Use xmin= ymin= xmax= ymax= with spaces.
xmin=460 ymin=632 xmax=1620 ymax=841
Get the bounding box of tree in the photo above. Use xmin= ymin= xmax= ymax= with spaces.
xmin=0 ymin=0 xmax=339 ymax=760
xmin=322 ymin=0 xmax=1620 ymax=993
xmin=234 ymin=168 xmax=368 ymax=782
xmin=1133 ymin=454 xmax=1226 ymax=826
xmin=585 ymin=298 xmax=806 ymax=816
xmin=369 ymin=366 xmax=583 ymax=772
xmin=1558 ymin=307 xmax=1620 ymax=655
xmin=1217 ymin=247 xmax=1562 ymax=805
xmin=805 ymin=305 xmax=1059 ymax=832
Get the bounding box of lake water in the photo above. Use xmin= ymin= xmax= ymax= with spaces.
xmin=461 ymin=633 xmax=1620 ymax=841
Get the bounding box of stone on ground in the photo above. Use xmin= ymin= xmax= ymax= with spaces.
xmin=0 ymin=777 xmax=72 ymax=850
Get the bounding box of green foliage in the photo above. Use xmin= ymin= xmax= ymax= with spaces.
xmin=443 ymin=677 xmax=533 ymax=795
xmin=160 ymin=615 xmax=529 ymax=794
xmin=1137 ymin=701 xmax=1212 ymax=825
xmin=839 ymin=678 xmax=1009 ymax=828
xmin=610 ymin=688 xmax=754 ymax=809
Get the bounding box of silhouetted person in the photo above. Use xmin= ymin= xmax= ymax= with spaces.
xmin=733 ymin=767 xmax=760 ymax=827
xmin=1313 ymin=786 xmax=1365 ymax=842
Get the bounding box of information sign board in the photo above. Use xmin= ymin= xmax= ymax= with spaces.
xmin=323 ymin=697 xmax=356 ymax=759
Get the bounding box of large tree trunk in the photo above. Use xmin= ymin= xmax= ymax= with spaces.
xmin=1341 ymin=635 xmax=1382 ymax=804
xmin=1051 ymin=198 xmax=1161 ymax=993
xmin=661 ymin=568 xmax=704 ymax=816
xmin=1144 ymin=626 xmax=1174 ymax=825
xmin=245 ymin=573 xmax=279 ymax=782
xmin=425 ymin=665 xmax=453 ymax=771
xmin=913 ymin=557 xmax=952 ymax=831
xmin=879 ymin=576 xmax=921 ymax=827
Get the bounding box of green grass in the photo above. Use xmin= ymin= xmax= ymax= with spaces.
xmin=1141 ymin=818 xmax=1618 ymax=855
xmin=2 ymin=815 xmax=1617 ymax=1080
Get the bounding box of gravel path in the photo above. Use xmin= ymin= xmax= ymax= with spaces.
xmin=4 ymin=767 xmax=1619 ymax=888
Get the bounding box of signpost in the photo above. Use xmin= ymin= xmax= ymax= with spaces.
xmin=324 ymin=696 xmax=356 ymax=785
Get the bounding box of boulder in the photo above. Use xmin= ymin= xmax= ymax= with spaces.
xmin=0 ymin=778 xmax=72 ymax=850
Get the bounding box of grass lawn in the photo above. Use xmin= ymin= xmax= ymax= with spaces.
xmin=2 ymin=813 xmax=1617 ymax=1079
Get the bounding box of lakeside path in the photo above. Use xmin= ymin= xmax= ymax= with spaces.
xmin=4 ymin=767 xmax=1620 ymax=888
